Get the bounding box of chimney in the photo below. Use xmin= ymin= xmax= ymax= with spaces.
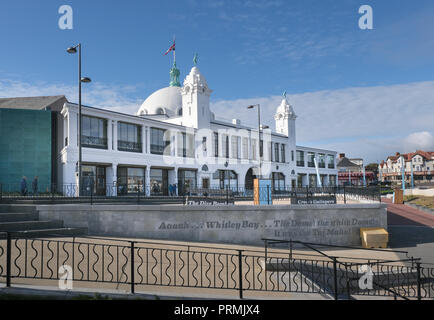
xmin=339 ymin=153 xmax=345 ymax=159
xmin=232 ymin=119 xmax=241 ymax=126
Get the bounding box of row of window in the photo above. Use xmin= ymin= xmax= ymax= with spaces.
xmin=75 ymin=116 xmax=335 ymax=166
xmin=296 ymin=150 xmax=335 ymax=169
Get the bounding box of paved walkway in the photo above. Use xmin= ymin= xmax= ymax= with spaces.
xmin=383 ymin=197 xmax=434 ymax=227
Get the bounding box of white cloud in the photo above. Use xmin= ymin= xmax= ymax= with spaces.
xmin=0 ymin=79 xmax=142 ymax=115
xmin=402 ymin=132 xmax=434 ymax=152
xmin=210 ymin=81 xmax=434 ymax=163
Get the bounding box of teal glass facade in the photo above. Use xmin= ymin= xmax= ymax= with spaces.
xmin=0 ymin=109 xmax=52 ymax=191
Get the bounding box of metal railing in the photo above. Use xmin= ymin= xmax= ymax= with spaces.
xmin=0 ymin=183 xmax=381 ymax=204
xmin=0 ymin=233 xmax=432 ymax=300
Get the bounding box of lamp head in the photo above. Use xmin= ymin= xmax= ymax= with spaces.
xmin=67 ymin=46 xmax=77 ymax=54
xmin=81 ymin=77 xmax=91 ymax=83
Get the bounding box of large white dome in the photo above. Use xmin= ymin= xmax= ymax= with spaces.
xmin=136 ymin=86 xmax=182 ymax=117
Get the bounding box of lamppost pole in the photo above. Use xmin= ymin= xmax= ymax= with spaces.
xmin=78 ymin=44 xmax=82 ymax=196
xmin=247 ymin=104 xmax=269 ymax=179
xmin=67 ymin=43 xmax=91 ymax=196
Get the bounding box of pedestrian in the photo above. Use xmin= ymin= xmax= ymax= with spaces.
xmin=173 ymin=183 xmax=177 ymax=196
xmin=20 ymin=176 xmax=27 ymax=196
xmin=169 ymin=184 xmax=173 ymax=196
xmin=32 ymin=176 xmax=38 ymax=196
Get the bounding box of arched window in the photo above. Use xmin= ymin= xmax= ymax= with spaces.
xmin=177 ymin=107 xmax=183 ymax=116
xmin=156 ymin=108 xmax=165 ymax=115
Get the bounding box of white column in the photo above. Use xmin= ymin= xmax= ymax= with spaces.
xmin=107 ymin=120 xmax=113 ymax=151
xmin=141 ymin=125 xmax=146 ymax=154
xmin=146 ymin=126 xmax=151 ymax=154
xmin=113 ymin=120 xmax=118 ymax=151
xmin=173 ymin=168 xmax=178 ymax=196
xmin=145 ymin=166 xmax=151 ymax=196
xmin=107 ymin=163 xmax=117 ymax=196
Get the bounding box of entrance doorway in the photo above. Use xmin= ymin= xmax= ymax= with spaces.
xmin=150 ymin=168 xmax=169 ymax=196
xmin=245 ymin=168 xmax=258 ymax=191
xmin=202 ymin=178 xmax=210 ymax=189
xmin=81 ymin=165 xmax=106 ymax=196
xmin=178 ymin=169 xmax=197 ymax=196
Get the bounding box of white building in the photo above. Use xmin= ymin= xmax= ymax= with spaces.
xmin=58 ymin=61 xmax=338 ymax=196
xmin=379 ymin=151 xmax=434 ymax=186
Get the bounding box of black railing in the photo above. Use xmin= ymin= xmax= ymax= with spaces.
xmin=81 ymin=135 xmax=108 ymax=149
xmin=117 ymin=140 xmax=142 ymax=153
xmin=0 ymin=234 xmax=432 ymax=300
xmin=0 ymin=184 xmax=381 ymax=204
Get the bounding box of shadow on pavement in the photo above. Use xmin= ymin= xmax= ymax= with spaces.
xmin=388 ymin=226 xmax=434 ymax=248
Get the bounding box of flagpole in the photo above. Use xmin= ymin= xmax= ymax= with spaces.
xmin=173 ymin=36 xmax=176 ymax=65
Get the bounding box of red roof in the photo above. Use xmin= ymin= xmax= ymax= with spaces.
xmin=383 ymin=150 xmax=434 ymax=167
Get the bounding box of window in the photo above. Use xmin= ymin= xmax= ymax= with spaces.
xmin=117 ymin=122 xmax=142 ymax=153
xmin=177 ymin=132 xmax=187 ymax=158
xmin=318 ymin=154 xmax=325 ymax=168
xmin=259 ymin=140 xmax=263 ymax=158
xmin=202 ymin=137 xmax=207 ymax=156
xmin=213 ymin=132 xmax=219 ymax=157
xmin=81 ymin=115 xmax=107 ymax=149
xmin=231 ymin=136 xmax=237 ymax=159
xmin=329 ymin=175 xmax=337 ymax=186
xmin=117 ymin=167 xmax=145 ymax=194
xmin=281 ymin=144 xmax=286 ymax=163
xmin=327 ymin=154 xmax=335 ymax=169
xmin=242 ymin=137 xmax=248 ymax=159
xmin=222 ymin=134 xmax=229 ymax=158
xmin=237 ymin=136 xmax=241 ymax=160
xmin=150 ymin=127 xmax=169 ymax=155
xmin=296 ymin=150 xmax=304 ymax=167
xmin=268 ymin=142 xmax=273 ymax=162
xmin=290 ymin=149 xmax=293 ymax=162
xmin=251 ymin=139 xmax=257 ymax=160
xmin=272 ymin=172 xmax=285 ymax=192
xmin=274 ymin=143 xmax=280 ymax=163
xmin=214 ymin=170 xmax=238 ymax=189
xmin=307 ymin=152 xmax=315 ymax=167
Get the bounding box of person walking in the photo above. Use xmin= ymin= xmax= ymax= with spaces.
xmin=20 ymin=176 xmax=27 ymax=196
xmin=32 ymin=176 xmax=38 ymax=196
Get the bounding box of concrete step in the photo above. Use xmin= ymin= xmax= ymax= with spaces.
xmin=0 ymin=212 xmax=39 ymax=222
xmin=0 ymin=220 xmax=64 ymax=232
xmin=6 ymin=227 xmax=88 ymax=238
xmin=0 ymin=204 xmax=37 ymax=213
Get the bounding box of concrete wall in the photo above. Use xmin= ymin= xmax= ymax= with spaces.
xmin=404 ymin=188 xmax=434 ymax=197
xmin=36 ymin=204 xmax=387 ymax=246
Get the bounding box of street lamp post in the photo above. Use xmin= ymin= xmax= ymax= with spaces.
xmin=247 ymin=104 xmax=269 ymax=179
xmin=67 ymin=44 xmax=91 ymax=196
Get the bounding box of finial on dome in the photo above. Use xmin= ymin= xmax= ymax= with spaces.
xmin=282 ymin=90 xmax=287 ymax=99
xmin=169 ymin=60 xmax=181 ymax=87
xmin=193 ymin=53 xmax=198 ymax=66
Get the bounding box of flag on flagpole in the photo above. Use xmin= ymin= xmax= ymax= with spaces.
xmin=164 ymin=39 xmax=176 ymax=55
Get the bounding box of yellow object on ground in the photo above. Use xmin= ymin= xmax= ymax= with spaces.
xmin=360 ymin=227 xmax=389 ymax=248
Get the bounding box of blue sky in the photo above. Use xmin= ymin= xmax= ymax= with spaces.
xmin=0 ymin=0 xmax=433 ymax=163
